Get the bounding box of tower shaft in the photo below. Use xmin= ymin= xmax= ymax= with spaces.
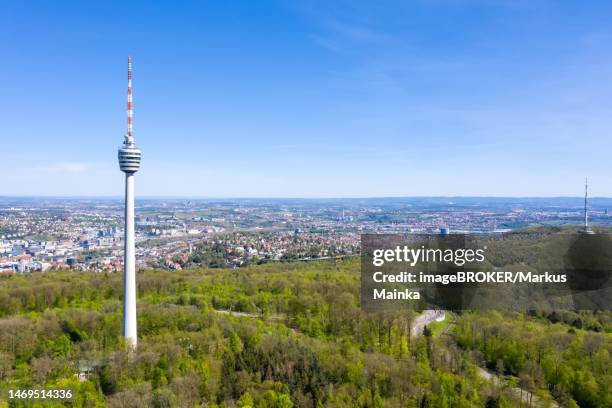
xmin=123 ymin=173 xmax=137 ymax=347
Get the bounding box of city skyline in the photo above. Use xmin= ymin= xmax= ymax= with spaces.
xmin=3 ymin=194 xmax=612 ymax=276
xmin=2 ymin=1 xmax=612 ymax=197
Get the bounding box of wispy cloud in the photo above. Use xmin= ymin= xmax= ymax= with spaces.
xmin=37 ymin=162 xmax=89 ymax=173
xmin=292 ymin=1 xmax=394 ymax=50
xmin=322 ymin=19 xmax=391 ymax=44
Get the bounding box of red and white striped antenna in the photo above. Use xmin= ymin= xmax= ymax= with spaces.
xmin=127 ymin=56 xmax=133 ymax=138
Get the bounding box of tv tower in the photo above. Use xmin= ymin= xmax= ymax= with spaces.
xmin=118 ymin=56 xmax=141 ymax=347
xmin=579 ymin=177 xmax=594 ymax=235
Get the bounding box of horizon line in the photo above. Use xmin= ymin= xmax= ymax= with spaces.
xmin=2 ymin=195 xmax=612 ymax=200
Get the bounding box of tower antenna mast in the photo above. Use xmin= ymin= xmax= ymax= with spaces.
xmin=580 ymin=177 xmax=594 ymax=234
xmin=127 ymin=56 xmax=133 ymax=139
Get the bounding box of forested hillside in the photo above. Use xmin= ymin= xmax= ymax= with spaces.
xmin=0 ymin=258 xmax=610 ymax=407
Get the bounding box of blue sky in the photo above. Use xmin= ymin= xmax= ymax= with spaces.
xmin=2 ymin=0 xmax=612 ymax=197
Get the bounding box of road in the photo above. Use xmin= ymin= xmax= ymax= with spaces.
xmin=214 ymin=309 xmax=284 ymax=320
xmin=220 ymin=306 xmax=557 ymax=407
xmin=411 ymin=309 xmax=445 ymax=337
xmin=411 ymin=311 xmax=558 ymax=407
xmin=216 ymin=308 xmax=446 ymax=337
xmin=476 ymin=367 xmax=558 ymax=407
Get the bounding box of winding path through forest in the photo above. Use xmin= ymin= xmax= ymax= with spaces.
xmin=416 ymin=311 xmax=559 ymax=408
xmin=216 ymin=307 xmax=558 ymax=407
xmin=476 ymin=366 xmax=558 ymax=408
xmin=410 ymin=309 xmax=445 ymax=337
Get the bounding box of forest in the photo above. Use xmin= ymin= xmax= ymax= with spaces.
xmin=0 ymin=255 xmax=610 ymax=407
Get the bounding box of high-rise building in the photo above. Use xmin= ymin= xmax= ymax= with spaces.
xmin=118 ymin=56 xmax=141 ymax=347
